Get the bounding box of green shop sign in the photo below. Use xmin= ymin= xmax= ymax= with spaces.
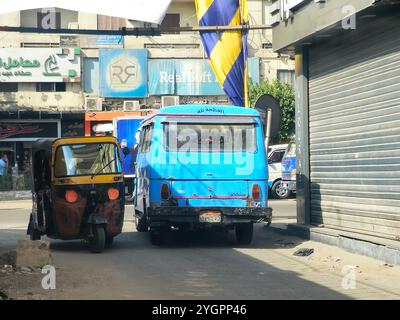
xmin=0 ymin=48 xmax=80 ymax=82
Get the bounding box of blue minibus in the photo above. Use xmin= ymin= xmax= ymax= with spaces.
xmin=134 ymin=105 xmax=272 ymax=245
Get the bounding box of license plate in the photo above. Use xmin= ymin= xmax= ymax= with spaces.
xmin=199 ymin=211 xmax=221 ymax=223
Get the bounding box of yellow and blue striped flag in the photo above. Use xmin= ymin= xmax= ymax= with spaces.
xmin=195 ymin=0 xmax=249 ymax=107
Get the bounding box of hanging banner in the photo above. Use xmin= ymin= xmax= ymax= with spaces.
xmin=195 ymin=0 xmax=250 ymax=106
xmin=0 ymin=0 xmax=171 ymax=24
xmin=99 ymin=49 xmax=148 ymax=98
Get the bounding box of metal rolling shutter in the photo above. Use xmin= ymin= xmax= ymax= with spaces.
xmin=308 ymin=16 xmax=400 ymax=240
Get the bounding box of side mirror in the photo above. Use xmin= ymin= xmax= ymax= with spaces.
xmin=122 ymin=147 xmax=130 ymax=157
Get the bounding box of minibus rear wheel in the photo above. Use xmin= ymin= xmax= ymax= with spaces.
xmin=135 ymin=212 xmax=149 ymax=232
xmin=236 ymin=223 xmax=253 ymax=245
xmin=150 ymin=227 xmax=163 ymax=245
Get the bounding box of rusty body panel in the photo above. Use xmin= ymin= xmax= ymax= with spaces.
xmin=51 ymin=183 xmax=125 ymax=240
xmin=102 ymin=200 xmax=125 ymax=236
xmin=53 ymin=194 xmax=87 ymax=239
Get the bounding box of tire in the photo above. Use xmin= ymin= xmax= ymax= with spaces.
xmin=28 ymin=215 xmax=41 ymax=241
xmin=271 ymin=180 xmax=290 ymax=200
xmin=150 ymin=226 xmax=169 ymax=246
xmin=135 ymin=212 xmax=149 ymax=232
xmin=150 ymin=228 xmax=162 ymax=246
xmin=105 ymin=236 xmax=114 ymax=247
xmin=89 ymin=225 xmax=106 ymax=253
xmin=236 ymin=223 xmax=253 ymax=245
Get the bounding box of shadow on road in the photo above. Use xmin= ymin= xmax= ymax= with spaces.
xmin=0 ymin=226 xmax=352 ymax=299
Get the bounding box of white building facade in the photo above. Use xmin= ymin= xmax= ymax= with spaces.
xmin=0 ymin=0 xmax=294 ymax=111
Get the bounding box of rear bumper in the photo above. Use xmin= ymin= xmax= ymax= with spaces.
xmin=282 ymin=180 xmax=296 ymax=192
xmin=147 ymin=206 xmax=272 ymax=224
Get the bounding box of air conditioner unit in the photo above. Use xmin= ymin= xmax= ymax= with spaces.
xmin=161 ymin=96 xmax=179 ymax=108
xmin=68 ymin=22 xmax=79 ymax=29
xmin=123 ymin=100 xmax=140 ymax=111
xmin=84 ymin=97 xmax=102 ymax=111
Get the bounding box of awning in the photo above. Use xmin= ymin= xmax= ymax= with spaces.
xmin=0 ymin=0 xmax=171 ymax=24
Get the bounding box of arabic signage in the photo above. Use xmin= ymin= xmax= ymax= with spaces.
xmin=0 ymin=122 xmax=59 ymax=140
xmin=61 ymin=36 xmax=124 ymax=48
xmin=0 ymin=48 xmax=81 ymax=82
xmin=92 ymin=36 xmax=124 ymax=47
xmin=99 ymin=49 xmax=148 ymax=98
xmin=61 ymin=120 xmax=85 ymax=137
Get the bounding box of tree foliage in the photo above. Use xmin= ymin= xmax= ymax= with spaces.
xmin=249 ymin=80 xmax=295 ymax=143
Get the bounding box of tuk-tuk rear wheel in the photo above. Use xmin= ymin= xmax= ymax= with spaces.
xmin=29 ymin=228 xmax=41 ymax=241
xmin=89 ymin=225 xmax=106 ymax=253
xmin=105 ymin=236 xmax=114 ymax=247
xmin=28 ymin=215 xmax=41 ymax=241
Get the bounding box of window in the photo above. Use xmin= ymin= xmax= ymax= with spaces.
xmin=277 ymin=70 xmax=295 ymax=87
xmin=160 ymin=14 xmax=180 ymax=34
xmin=37 ymin=12 xmax=61 ymax=29
xmin=97 ymin=15 xmax=126 ymax=30
xmin=139 ymin=125 xmax=154 ymax=153
xmin=36 ymin=82 xmax=66 ymax=92
xmin=0 ymin=83 xmax=18 ymax=92
xmin=268 ymin=150 xmax=285 ymax=164
xmin=55 ymin=143 xmax=122 ymax=177
xmin=164 ymin=123 xmax=257 ymax=153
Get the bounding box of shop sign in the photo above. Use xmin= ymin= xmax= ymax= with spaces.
xmin=0 ymin=48 xmax=81 ymax=82
xmin=99 ymin=49 xmax=147 ymax=98
xmin=0 ymin=122 xmax=59 ymax=140
xmin=61 ymin=120 xmax=85 ymax=137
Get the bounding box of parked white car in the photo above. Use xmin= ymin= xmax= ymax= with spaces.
xmin=267 ymin=144 xmax=291 ymax=199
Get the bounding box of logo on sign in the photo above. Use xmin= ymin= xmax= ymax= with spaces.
xmin=109 ymin=56 xmax=138 ymax=89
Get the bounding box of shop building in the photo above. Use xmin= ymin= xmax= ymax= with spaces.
xmin=0 ymin=0 xmax=294 ymax=191
xmin=271 ymin=0 xmax=400 ymax=255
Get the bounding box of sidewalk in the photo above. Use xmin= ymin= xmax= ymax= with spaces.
xmin=257 ymin=224 xmax=400 ymax=299
xmin=269 ymin=219 xmax=400 ymax=267
xmin=0 ymin=191 xmax=31 ymax=201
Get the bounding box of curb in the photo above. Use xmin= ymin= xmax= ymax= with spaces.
xmin=267 ymin=222 xmax=400 ymax=266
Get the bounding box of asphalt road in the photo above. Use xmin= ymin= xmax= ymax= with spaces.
xmin=0 ymin=198 xmax=296 ymax=231
xmin=2 ymin=198 xmax=399 ymax=300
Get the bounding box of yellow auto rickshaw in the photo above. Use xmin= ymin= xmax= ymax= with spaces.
xmin=27 ymin=136 xmax=125 ymax=253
